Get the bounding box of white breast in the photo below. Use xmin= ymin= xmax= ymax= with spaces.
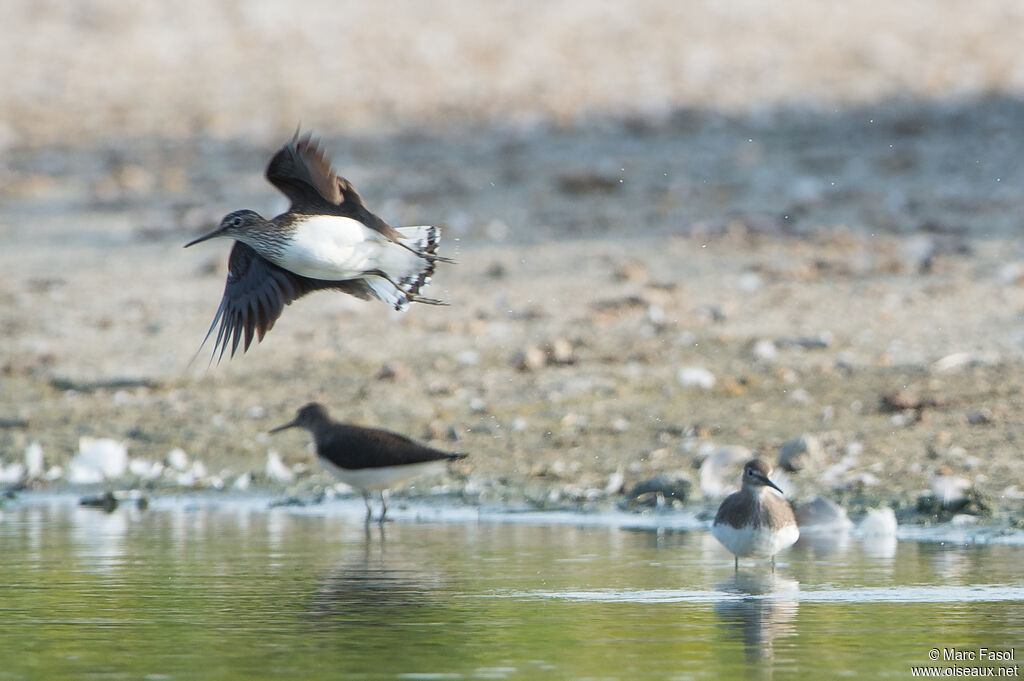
xmin=276 ymin=216 xmax=385 ymax=280
xmin=712 ymin=522 xmax=800 ymax=558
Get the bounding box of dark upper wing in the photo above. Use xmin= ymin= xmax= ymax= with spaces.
xmin=195 ymin=242 xmax=375 ymax=363
xmin=321 ymin=424 xmax=466 ymax=470
xmin=264 ymin=132 xmax=403 ymax=241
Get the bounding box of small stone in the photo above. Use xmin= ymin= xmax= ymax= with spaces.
xmin=456 ymin=350 xmax=480 ymax=366
xmin=79 ymin=491 xmax=118 ymax=513
xmin=698 ymin=445 xmax=752 ymax=497
xmin=966 ymin=409 xmax=993 ymax=425
xmin=69 ymin=438 xmax=129 ymax=484
xmin=738 ymin=272 xmax=763 ymax=292
xmin=752 ymin=339 xmax=777 ymax=361
xmin=677 ymin=366 xmax=716 ymax=390
xmin=613 ymin=260 xmax=649 ymax=283
xmin=548 ymin=338 xmax=574 ymax=365
xmin=605 ymin=468 xmax=625 ymax=494
xmin=860 ymin=507 xmax=898 ymax=537
xmin=930 ymin=475 xmax=970 ymax=510
xmin=513 ymin=345 xmax=547 ymax=371
xmin=265 ymin=451 xmax=295 ymax=483
xmin=167 ymin=448 xmax=190 ymax=471
xmin=376 ymin=362 xmax=407 ymax=381
xmin=793 ymin=497 xmax=853 ymax=532
xmin=24 ymin=441 xmax=44 ymax=479
xmin=626 ymin=473 xmax=692 ymax=505
xmin=778 ymin=433 xmax=825 ymax=472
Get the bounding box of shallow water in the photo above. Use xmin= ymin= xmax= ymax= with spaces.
xmin=0 ymin=497 xmax=1021 ymax=680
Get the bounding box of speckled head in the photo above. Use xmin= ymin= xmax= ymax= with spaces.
xmin=269 ymin=402 xmax=331 ymax=434
xmin=184 ymin=210 xmax=268 ymax=248
xmin=742 ymin=459 xmax=784 ymax=494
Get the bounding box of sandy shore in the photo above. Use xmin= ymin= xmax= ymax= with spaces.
xmin=2 ymin=1 xmax=1023 ymax=528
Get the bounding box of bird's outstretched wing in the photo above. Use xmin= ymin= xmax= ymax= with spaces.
xmin=194 ymin=242 xmax=374 ymax=363
xmin=264 ymin=132 xmax=403 ymax=241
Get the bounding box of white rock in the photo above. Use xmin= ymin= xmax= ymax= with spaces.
xmin=793 ymin=497 xmax=853 ymax=533
xmin=752 ymin=339 xmax=777 ymax=361
xmin=860 ymin=507 xmax=898 ymax=537
xmin=190 ymin=461 xmax=208 ymax=479
xmin=778 ymin=433 xmax=825 ymax=472
xmin=69 ymin=437 xmax=128 ymax=483
xmin=932 ymin=352 xmax=972 ymax=373
xmin=605 ymin=468 xmax=625 ymax=494
xmin=24 ymin=441 xmax=44 ymax=478
xmin=232 ymin=472 xmax=252 ymax=491
xmin=931 ymin=475 xmax=970 ymax=508
xmin=129 ymin=459 xmax=164 ymax=480
xmin=699 ymin=445 xmax=752 ymax=497
xmin=45 ymin=465 xmax=64 ymax=481
xmin=738 ymin=272 xmax=763 ymax=292
xmin=456 ymin=350 xmax=480 ymax=366
xmin=265 ymin=451 xmax=295 ymax=482
xmin=677 ymin=366 xmax=716 ymax=390
xmin=167 ymin=448 xmax=190 ymax=471
xmin=0 ymin=461 xmax=26 ymax=484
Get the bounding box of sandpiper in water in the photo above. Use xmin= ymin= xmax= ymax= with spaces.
xmin=270 ymin=402 xmax=467 ymax=523
xmin=712 ymin=460 xmax=799 ymax=571
xmin=185 ymin=132 xmax=453 ymax=361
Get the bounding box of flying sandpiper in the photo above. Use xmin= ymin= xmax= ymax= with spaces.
xmin=185 ymin=132 xmax=452 ymax=361
xmin=270 ymin=402 xmax=467 ymax=523
xmin=712 ymin=460 xmax=799 ymax=571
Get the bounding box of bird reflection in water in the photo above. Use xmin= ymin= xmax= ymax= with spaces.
xmin=714 ymin=571 xmax=799 ymax=674
xmin=308 ymin=525 xmax=451 ymax=626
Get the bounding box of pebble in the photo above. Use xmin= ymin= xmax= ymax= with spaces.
xmin=625 ymin=473 xmax=692 ymax=506
xmin=698 ymin=445 xmax=751 ymax=497
xmin=751 ymin=339 xmax=777 ymax=361
xmin=69 ymin=437 xmax=128 ymax=484
xmin=860 ymin=507 xmax=898 ymax=537
xmin=24 ymin=441 xmax=43 ymax=479
xmin=0 ymin=461 xmax=26 ymax=484
xmin=677 ymin=366 xmax=716 ymax=390
xmin=930 ymin=475 xmax=970 ymax=509
xmin=778 ymin=433 xmax=825 ymax=472
xmin=793 ymin=497 xmax=853 ymax=532
xmin=167 ymin=448 xmax=190 ymax=471
xmin=128 ymin=459 xmax=164 ymax=480
xmin=265 ymin=451 xmax=295 ymax=483
xmin=966 ymin=409 xmax=993 ymax=425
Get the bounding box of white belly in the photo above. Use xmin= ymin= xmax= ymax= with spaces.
xmin=712 ymin=522 xmax=799 ymax=558
xmin=276 ymin=216 xmax=385 ymax=280
xmin=320 ymin=458 xmax=449 ymax=492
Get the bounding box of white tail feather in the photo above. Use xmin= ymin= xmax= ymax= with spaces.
xmin=365 ymin=225 xmax=442 ymax=310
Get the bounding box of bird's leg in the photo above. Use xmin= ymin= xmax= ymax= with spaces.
xmin=734 ymin=555 xmax=739 ymax=572
xmin=365 ymin=269 xmax=446 ymax=307
xmin=362 ymin=491 xmax=373 ymax=524
xmin=378 ymin=490 xmax=389 ymax=524
xmin=771 ymin=556 xmax=776 ymax=574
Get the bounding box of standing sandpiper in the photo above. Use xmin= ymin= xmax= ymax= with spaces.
xmin=270 ymin=402 xmax=467 ymax=523
xmin=185 ymin=132 xmax=452 ymax=361
xmin=712 ymin=460 xmax=799 ymax=571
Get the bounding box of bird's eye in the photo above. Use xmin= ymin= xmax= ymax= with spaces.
xmin=231 ymin=216 xmax=243 ymax=228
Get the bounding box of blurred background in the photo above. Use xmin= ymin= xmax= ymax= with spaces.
xmin=4 ymin=0 xmax=1024 ymax=146
xmin=1 ymin=0 xmax=1023 ymax=517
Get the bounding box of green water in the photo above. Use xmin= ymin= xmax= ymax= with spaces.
xmin=0 ymin=498 xmax=1021 ymax=680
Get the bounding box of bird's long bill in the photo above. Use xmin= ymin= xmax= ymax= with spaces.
xmin=764 ymin=477 xmax=785 ymax=494
xmin=268 ymin=419 xmax=299 ymax=434
xmin=184 ymin=226 xmax=225 ymax=248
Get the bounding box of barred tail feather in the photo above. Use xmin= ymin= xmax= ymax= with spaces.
xmin=364 ymin=226 xmax=449 ymax=311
